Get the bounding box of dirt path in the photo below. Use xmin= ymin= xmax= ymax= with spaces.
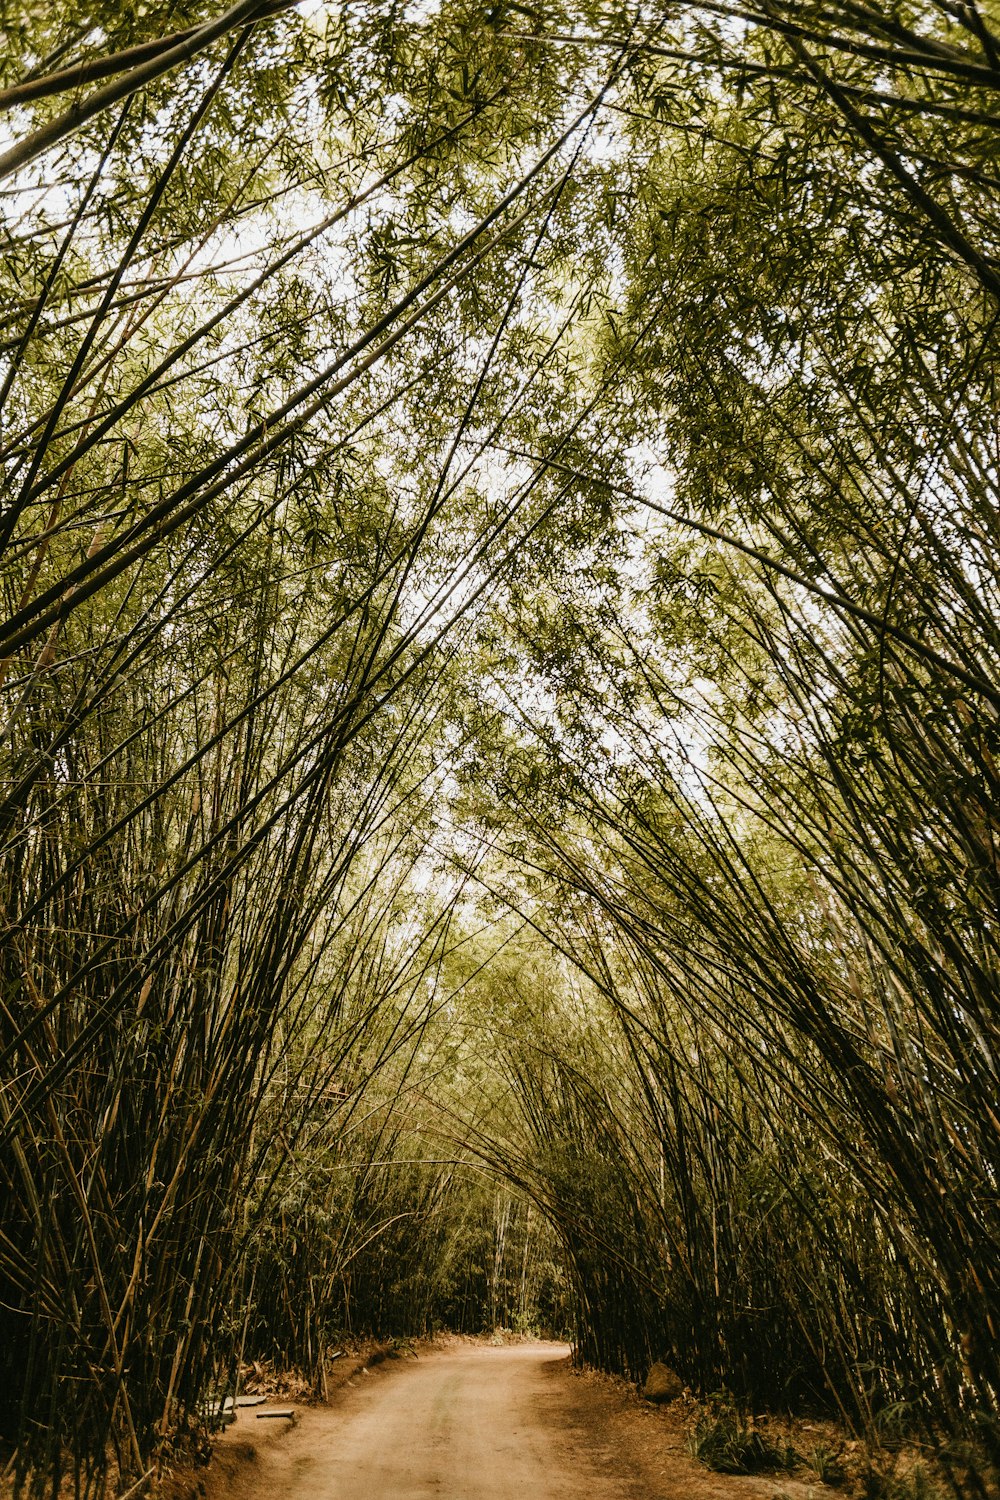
xmin=197 ymin=1341 xmax=824 ymax=1500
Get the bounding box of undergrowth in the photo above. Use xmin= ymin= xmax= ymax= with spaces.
xmin=688 ymin=1394 xmax=798 ymax=1475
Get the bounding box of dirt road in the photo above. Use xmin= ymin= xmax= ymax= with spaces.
xmin=200 ymin=1341 xmax=821 ymax=1500
xmin=209 ymin=1342 xmax=643 ymax=1500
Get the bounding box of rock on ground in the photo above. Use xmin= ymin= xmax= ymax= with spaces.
xmin=642 ymin=1363 xmax=683 ymax=1403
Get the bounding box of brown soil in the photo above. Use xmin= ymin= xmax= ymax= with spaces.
xmin=162 ymin=1340 xmax=837 ymax=1500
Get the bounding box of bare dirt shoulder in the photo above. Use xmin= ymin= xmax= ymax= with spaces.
xmin=158 ymin=1338 xmax=423 ymax=1500
xmin=557 ymin=1361 xmax=832 ymax=1500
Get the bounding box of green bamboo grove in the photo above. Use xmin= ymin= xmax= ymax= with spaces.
xmin=0 ymin=2 xmax=998 ymax=1496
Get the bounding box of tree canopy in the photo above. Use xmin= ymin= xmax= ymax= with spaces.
xmin=1 ymin=3 xmax=999 ymax=1496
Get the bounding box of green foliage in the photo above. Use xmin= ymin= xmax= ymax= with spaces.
xmin=3 ymin=1 xmax=1000 ymax=1495
xmin=807 ymin=1443 xmax=848 ymax=1487
xmin=689 ymin=1395 xmax=797 ymax=1476
xmin=858 ymin=1461 xmax=951 ymax=1500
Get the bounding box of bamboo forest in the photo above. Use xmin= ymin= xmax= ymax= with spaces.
xmin=1 ymin=2 xmax=999 ymax=1497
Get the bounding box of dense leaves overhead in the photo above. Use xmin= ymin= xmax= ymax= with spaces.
xmin=1 ymin=3 xmax=999 ymax=1497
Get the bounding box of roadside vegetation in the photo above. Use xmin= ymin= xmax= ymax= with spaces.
xmin=0 ymin=3 xmax=998 ymax=1497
